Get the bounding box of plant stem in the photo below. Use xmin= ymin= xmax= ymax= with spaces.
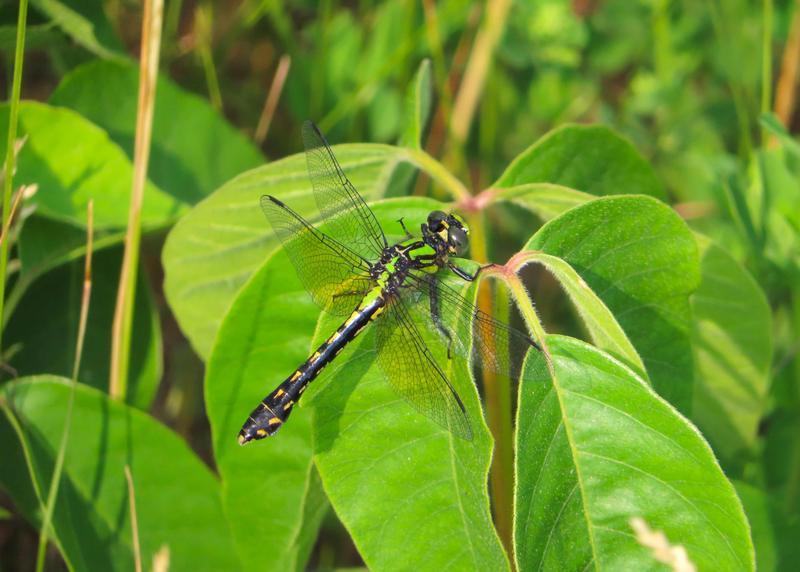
xmin=0 ymin=0 xmax=28 ymax=357
xmin=35 ymin=201 xmax=93 ymax=572
xmin=761 ymin=0 xmax=774 ymax=144
xmin=255 ymin=54 xmax=291 ymax=144
xmin=109 ymin=0 xmax=163 ymax=400
xmin=404 ymin=148 xmax=470 ymax=201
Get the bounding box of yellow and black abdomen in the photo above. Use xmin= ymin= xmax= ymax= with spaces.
xmin=238 ymin=295 xmax=385 ymax=445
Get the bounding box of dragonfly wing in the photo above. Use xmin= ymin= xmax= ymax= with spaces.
xmin=374 ymin=294 xmax=472 ymax=440
xmin=261 ymin=195 xmax=373 ymax=316
xmin=302 ymin=121 xmax=388 ymax=260
xmin=404 ymin=272 xmax=540 ymax=378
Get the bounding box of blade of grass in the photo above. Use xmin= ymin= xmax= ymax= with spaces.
xmin=761 ymin=0 xmax=774 ymax=145
xmin=124 ymin=465 xmax=143 ymax=572
xmin=195 ymin=4 xmax=221 ymax=110
xmin=254 ymin=54 xmax=291 ymax=145
xmin=109 ymin=0 xmax=164 ymax=400
xmin=0 ymin=0 xmax=28 ymax=355
xmin=35 ymin=201 xmax=94 ymax=572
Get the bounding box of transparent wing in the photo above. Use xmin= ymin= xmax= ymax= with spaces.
xmin=261 ymin=195 xmax=374 ymax=316
xmin=403 ymin=271 xmax=541 ymax=378
xmin=374 ymin=295 xmax=472 ymax=440
xmin=302 ymin=121 xmax=388 ymax=260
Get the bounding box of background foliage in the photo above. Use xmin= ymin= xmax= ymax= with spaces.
xmin=1 ymin=0 xmax=799 ymax=570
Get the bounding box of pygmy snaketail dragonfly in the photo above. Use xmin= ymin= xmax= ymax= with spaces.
xmin=238 ymin=121 xmax=539 ymax=444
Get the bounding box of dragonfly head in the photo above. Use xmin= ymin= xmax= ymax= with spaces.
xmin=426 ymin=210 xmax=470 ymax=256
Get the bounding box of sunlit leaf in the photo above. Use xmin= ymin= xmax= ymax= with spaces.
xmin=515 ymin=336 xmax=754 ymax=571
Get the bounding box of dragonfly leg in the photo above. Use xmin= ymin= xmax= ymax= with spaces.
xmin=428 ymin=277 xmax=455 ymax=359
xmin=397 ymin=217 xmax=413 ymax=239
xmin=447 ymin=261 xmax=479 ymax=282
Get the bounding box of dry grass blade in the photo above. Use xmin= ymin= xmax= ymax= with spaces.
xmin=109 ymin=0 xmax=164 ymax=400
xmin=255 ymin=54 xmax=291 ymax=144
xmin=0 ymin=184 xmax=31 ymax=250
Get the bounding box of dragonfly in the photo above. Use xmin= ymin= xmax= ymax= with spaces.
xmin=238 ymin=121 xmax=539 ymax=445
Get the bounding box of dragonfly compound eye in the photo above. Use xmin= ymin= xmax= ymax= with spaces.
xmin=427 ymin=210 xmax=447 ymax=231
xmin=448 ymin=226 xmax=468 ymax=255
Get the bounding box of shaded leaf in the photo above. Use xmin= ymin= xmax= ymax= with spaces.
xmin=515 ymin=336 xmax=753 ymax=571
xmin=0 ymin=376 xmax=240 ymax=571
xmin=494 ymin=124 xmax=666 ymax=200
xmin=691 ymin=235 xmax=771 ymax=462
xmin=4 ymin=246 xmax=161 ymax=410
xmin=50 ymin=60 xmax=264 ymax=204
xmin=527 ymin=195 xmax=700 ymax=412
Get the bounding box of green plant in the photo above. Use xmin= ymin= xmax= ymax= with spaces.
xmin=1 ymin=0 xmax=798 ymax=570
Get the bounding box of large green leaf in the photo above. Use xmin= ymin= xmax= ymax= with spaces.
xmin=301 ymin=201 xmax=507 ymax=571
xmin=205 ymin=250 xmax=328 ymax=571
xmin=527 ymin=195 xmax=700 ymax=412
xmin=162 ymin=144 xmax=407 ymax=360
xmin=493 ymin=124 xmax=666 ymax=200
xmin=0 ymin=377 xmax=240 ymax=571
xmin=691 ymin=235 xmax=772 ymax=463
xmin=50 ymin=60 xmax=264 ymax=205
xmin=0 ymin=102 xmax=184 ymax=229
xmin=515 ymin=336 xmax=753 ymax=571
xmin=4 ymin=246 xmax=161 ymax=409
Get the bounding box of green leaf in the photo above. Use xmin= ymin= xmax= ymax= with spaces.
xmin=527 ymin=195 xmax=700 ymax=412
xmin=400 ymin=59 xmax=433 ymax=149
xmin=523 ymin=252 xmax=645 ymax=377
xmin=0 ymin=507 xmax=10 ymax=520
xmin=205 ymin=249 xmax=328 ymax=571
xmin=515 ymin=336 xmax=754 ymax=571
xmin=50 ymin=60 xmax=264 ymax=204
xmin=162 ymin=143 xmax=407 ymax=360
xmin=493 ymin=124 xmax=666 ymax=200
xmin=0 ymin=376 xmax=241 ymax=571
xmin=691 ymin=235 xmax=771 ymax=462
xmin=16 ymin=216 xmax=125 ymax=281
xmin=30 ymin=0 xmax=125 ymax=60
xmin=492 ymin=183 xmax=593 ymax=221
xmin=0 ymin=102 xmax=184 ymax=229
xmin=0 ymin=23 xmax=61 ymax=52
xmin=4 ymin=247 xmax=161 ymax=410
xmin=304 ymin=200 xmax=507 ymax=571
